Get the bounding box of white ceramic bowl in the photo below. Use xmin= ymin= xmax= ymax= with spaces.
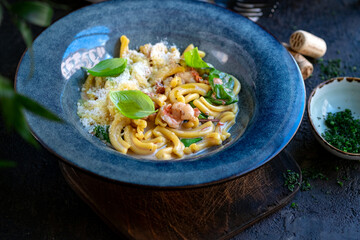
xmin=308 ymin=77 xmax=360 ymax=160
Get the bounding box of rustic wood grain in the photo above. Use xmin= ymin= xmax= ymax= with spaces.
xmin=60 ymin=151 xmax=301 ymax=240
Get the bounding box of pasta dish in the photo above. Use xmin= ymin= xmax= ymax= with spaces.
xmin=77 ymin=36 xmax=240 ymax=160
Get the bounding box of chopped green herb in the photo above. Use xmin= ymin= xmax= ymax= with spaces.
xmin=181 ymin=138 xmax=202 ymax=147
xmin=321 ymin=109 xmax=360 ymax=153
xmin=318 ymin=58 xmax=344 ymax=80
xmin=301 ymin=179 xmax=312 ymax=191
xmin=290 ymin=202 xmax=298 ymax=209
xmin=94 ymin=125 xmax=110 ymax=143
xmin=300 ymin=168 xmax=328 ymax=191
xmin=283 ymin=170 xmax=300 ymax=192
xmin=337 ymin=180 xmax=344 ymax=187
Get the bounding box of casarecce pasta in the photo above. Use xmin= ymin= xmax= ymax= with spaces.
xmin=77 ymin=35 xmax=241 ymax=160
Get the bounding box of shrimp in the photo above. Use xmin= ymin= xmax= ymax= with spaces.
xmin=159 ymin=102 xmax=200 ymax=128
xmin=159 ymin=104 xmax=182 ymax=128
xmin=175 ymin=71 xmax=195 ymax=83
xmin=213 ymin=78 xmax=223 ymax=85
xmin=172 ymin=102 xmax=198 ymax=121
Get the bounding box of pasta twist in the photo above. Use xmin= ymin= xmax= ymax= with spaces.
xmin=153 ymin=126 xmax=184 ymax=158
xmin=78 ymin=37 xmax=240 ymax=160
xmin=169 ymin=83 xmax=211 ymax=103
xmin=109 ymin=114 xmax=131 ymax=154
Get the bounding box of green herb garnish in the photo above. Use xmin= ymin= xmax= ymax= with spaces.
xmin=283 ymin=169 xmax=300 ymax=192
xmin=94 ymin=125 xmax=110 ymax=143
xmin=290 ymin=202 xmax=298 ymax=209
xmin=321 ymin=109 xmax=360 ymax=153
xmin=205 ymin=69 xmax=238 ymax=105
xmin=318 ymin=58 xmax=344 ymax=80
xmin=337 ymin=180 xmax=344 ymax=187
xmin=85 ymin=58 xmax=127 ymax=77
xmin=184 ymin=47 xmax=210 ymax=68
xmin=109 ymin=90 xmax=156 ymax=119
xmin=184 ymin=48 xmax=238 ymax=106
xmin=198 ymin=113 xmax=208 ymax=119
xmin=181 ymin=138 xmax=202 ymax=147
xmin=300 ymin=168 xmax=327 ymax=191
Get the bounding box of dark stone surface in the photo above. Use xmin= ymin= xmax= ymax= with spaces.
xmin=0 ymin=0 xmax=359 ymax=239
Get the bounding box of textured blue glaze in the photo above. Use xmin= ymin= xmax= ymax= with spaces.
xmin=16 ymin=0 xmax=305 ymax=187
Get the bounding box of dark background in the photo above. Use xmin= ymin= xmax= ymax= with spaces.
xmin=0 ymin=0 xmax=360 ymax=239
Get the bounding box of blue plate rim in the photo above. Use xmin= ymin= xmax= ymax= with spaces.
xmin=15 ymin=0 xmax=306 ymax=187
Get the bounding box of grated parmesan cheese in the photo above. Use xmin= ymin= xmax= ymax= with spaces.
xmin=78 ymin=41 xmax=181 ymax=134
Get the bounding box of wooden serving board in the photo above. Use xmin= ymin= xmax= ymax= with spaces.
xmin=60 ymin=151 xmax=301 ymax=240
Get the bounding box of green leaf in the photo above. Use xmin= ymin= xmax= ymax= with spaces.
xmin=14 ymin=20 xmax=33 ymax=47
xmin=0 ymin=160 xmax=17 ymax=168
xmin=198 ymin=113 xmax=208 ymax=119
xmin=205 ymin=69 xmax=238 ymax=105
xmin=94 ymin=125 xmax=110 ymax=143
xmin=0 ymin=76 xmax=18 ymax=128
xmin=109 ymin=90 xmax=156 ymax=119
xmin=0 ymin=75 xmax=54 ymax=147
xmin=11 ymin=1 xmax=53 ymax=27
xmin=15 ymin=112 xmax=39 ymax=148
xmin=181 ymin=138 xmax=202 ymax=147
xmin=16 ymin=94 xmax=62 ymax=122
xmin=0 ymin=75 xmax=15 ymax=98
xmin=2 ymin=96 xmax=39 ymax=148
xmin=86 ymin=58 xmax=127 ymax=77
xmin=0 ymin=5 xmax=3 ymax=26
xmin=184 ymin=47 xmax=210 ymax=68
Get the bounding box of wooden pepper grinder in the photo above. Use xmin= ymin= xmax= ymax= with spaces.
xmin=290 ymin=30 xmax=327 ymax=58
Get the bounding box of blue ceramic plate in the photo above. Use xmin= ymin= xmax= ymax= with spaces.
xmin=16 ymin=0 xmax=305 ymax=187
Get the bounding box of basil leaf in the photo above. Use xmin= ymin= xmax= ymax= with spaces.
xmin=184 ymin=47 xmax=210 ymax=68
xmin=109 ymin=90 xmax=156 ymax=119
xmin=11 ymin=1 xmax=53 ymax=27
xmin=205 ymin=69 xmax=238 ymax=105
xmin=86 ymin=58 xmax=127 ymax=77
xmin=181 ymin=138 xmax=202 ymax=147
xmin=198 ymin=113 xmax=208 ymax=119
